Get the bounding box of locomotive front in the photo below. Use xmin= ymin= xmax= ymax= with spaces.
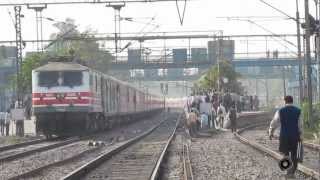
xmin=32 ymin=62 xmax=91 ymax=137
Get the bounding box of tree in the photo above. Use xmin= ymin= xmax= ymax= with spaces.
xmin=48 ymin=18 xmax=113 ymax=72
xmin=197 ymin=60 xmax=243 ymax=94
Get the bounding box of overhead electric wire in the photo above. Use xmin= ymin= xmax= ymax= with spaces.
xmin=117 ymin=15 xmax=160 ymax=53
xmin=223 ymin=17 xmax=298 ymax=56
xmin=259 ymin=0 xmax=297 ymax=22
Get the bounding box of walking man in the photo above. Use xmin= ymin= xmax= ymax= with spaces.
xmin=4 ymin=111 xmax=10 ymax=136
xmin=0 ymin=112 xmax=4 ymax=136
xmin=268 ymin=96 xmax=303 ymax=179
xmin=228 ymin=103 xmax=237 ymax=133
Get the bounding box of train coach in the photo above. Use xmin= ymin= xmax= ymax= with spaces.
xmin=32 ymin=62 xmax=163 ymax=138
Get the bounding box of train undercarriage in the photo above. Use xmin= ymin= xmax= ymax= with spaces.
xmin=35 ymin=109 xmax=162 ymax=139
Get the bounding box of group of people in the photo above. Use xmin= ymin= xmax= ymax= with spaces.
xmin=185 ymin=91 xmax=244 ymax=136
xmin=0 ymin=100 xmax=27 ymax=137
xmin=0 ymin=111 xmax=10 ymax=136
xmin=187 ymin=92 xmax=303 ymax=178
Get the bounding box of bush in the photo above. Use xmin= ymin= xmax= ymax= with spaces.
xmin=302 ymin=101 xmax=320 ymax=140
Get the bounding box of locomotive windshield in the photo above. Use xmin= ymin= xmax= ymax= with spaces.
xmin=38 ymin=71 xmax=59 ymax=87
xmin=38 ymin=71 xmax=83 ymax=88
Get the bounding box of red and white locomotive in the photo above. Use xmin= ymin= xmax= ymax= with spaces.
xmin=32 ymin=62 xmax=163 ymax=138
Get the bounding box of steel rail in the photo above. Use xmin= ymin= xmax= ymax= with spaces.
xmin=182 ymin=143 xmax=194 ymax=180
xmin=7 ymin=145 xmax=103 ymax=180
xmin=304 ymin=142 xmax=320 ymax=151
xmin=273 ymin=134 xmax=320 ymax=152
xmin=0 ymin=138 xmax=45 ymax=152
xmin=61 ymin=114 xmax=176 ymax=180
xmin=149 ymin=112 xmax=182 ymax=180
xmin=235 ymin=124 xmax=320 ymax=180
xmin=0 ymin=137 xmax=79 ymax=163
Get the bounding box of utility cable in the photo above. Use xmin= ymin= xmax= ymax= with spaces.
xmin=226 ymin=18 xmax=298 ymax=55
xmin=259 ymin=0 xmax=297 ymax=22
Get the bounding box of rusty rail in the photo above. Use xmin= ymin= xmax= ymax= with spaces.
xmin=235 ymin=124 xmax=320 ymax=180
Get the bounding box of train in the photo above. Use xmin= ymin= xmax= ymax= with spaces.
xmin=32 ymin=62 xmax=164 ymax=138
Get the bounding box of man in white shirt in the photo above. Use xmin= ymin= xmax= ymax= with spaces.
xmin=199 ymin=96 xmax=212 ymax=128
xmin=216 ymin=103 xmax=226 ymax=128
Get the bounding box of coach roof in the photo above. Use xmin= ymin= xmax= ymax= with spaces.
xmin=34 ymin=62 xmax=89 ymax=72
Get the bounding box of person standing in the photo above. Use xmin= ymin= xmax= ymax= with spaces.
xmin=200 ymin=96 xmax=212 ymax=128
xmin=268 ymin=96 xmax=303 ymax=179
xmin=228 ymin=103 xmax=237 ymax=133
xmin=0 ymin=112 xmax=4 ymax=136
xmin=4 ymin=111 xmax=10 ymax=136
xmin=216 ymin=103 xmax=226 ymax=128
xmin=249 ymin=96 xmax=253 ymax=111
xmin=187 ymin=108 xmax=199 ymax=137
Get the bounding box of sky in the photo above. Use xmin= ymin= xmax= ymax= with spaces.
xmin=0 ymin=0 xmax=317 ymax=55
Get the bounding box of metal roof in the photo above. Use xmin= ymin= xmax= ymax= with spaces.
xmin=34 ymin=62 xmax=89 ymax=72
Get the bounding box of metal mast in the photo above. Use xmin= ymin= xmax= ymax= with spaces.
xmin=14 ymin=6 xmax=23 ymax=107
xmin=296 ymin=0 xmax=303 ymax=105
xmin=304 ymin=0 xmax=313 ymax=125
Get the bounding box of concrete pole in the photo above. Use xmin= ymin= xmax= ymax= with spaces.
xmin=304 ymin=0 xmax=313 ymax=125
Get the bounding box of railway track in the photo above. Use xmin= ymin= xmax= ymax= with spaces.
xmin=0 ymin=138 xmax=45 ymax=152
xmin=1 ymin=111 xmax=169 ymax=180
xmin=235 ymin=124 xmax=320 ymax=180
xmin=182 ymin=143 xmax=194 ymax=180
xmin=61 ymin=112 xmax=182 ymax=180
xmin=7 ymin=143 xmax=102 ymax=180
xmin=0 ymin=137 xmax=79 ymax=163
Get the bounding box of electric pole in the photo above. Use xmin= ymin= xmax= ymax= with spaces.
xmin=14 ymin=6 xmax=23 ymax=108
xmin=106 ymin=2 xmax=125 ymax=62
xmin=27 ymin=4 xmax=47 ymax=52
xmin=296 ymin=0 xmax=304 ymax=105
xmin=304 ymin=0 xmax=313 ymax=125
xmin=283 ymin=67 xmax=287 ymax=97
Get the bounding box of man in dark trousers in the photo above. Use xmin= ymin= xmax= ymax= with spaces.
xmin=228 ymin=103 xmax=237 ymax=133
xmin=268 ymin=96 xmax=303 ymax=179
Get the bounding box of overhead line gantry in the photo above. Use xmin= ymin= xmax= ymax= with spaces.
xmin=0 ymin=33 xmax=300 ymax=44
xmin=0 ymin=0 xmax=190 ymax=6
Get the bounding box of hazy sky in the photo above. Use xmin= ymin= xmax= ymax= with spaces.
xmin=0 ymin=0 xmax=317 ymax=54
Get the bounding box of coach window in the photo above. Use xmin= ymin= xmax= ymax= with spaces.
xmin=127 ymin=87 xmax=130 ymax=102
xmin=133 ymin=91 xmax=136 ymax=104
xmin=89 ymin=74 xmax=93 ymax=85
xmin=95 ymin=75 xmax=98 ymax=92
xmin=116 ymin=84 xmax=120 ymax=101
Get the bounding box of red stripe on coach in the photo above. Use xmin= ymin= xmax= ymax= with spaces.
xmin=32 ymin=92 xmax=92 ymax=98
xmin=33 ymin=99 xmax=90 ymax=105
